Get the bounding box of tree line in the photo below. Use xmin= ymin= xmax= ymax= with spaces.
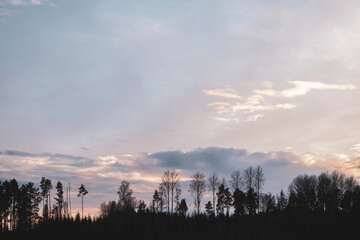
xmin=99 ymin=166 xmax=360 ymax=218
xmin=2 ymin=166 xmax=360 ymax=239
xmin=0 ymin=178 xmax=88 ymax=231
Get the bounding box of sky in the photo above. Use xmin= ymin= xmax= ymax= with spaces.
xmin=1 ymin=0 xmax=360 ymax=216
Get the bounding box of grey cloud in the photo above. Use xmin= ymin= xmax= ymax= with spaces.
xmin=150 ymin=147 xmax=247 ymax=172
xmin=1 ymin=149 xmax=41 ymax=158
xmin=148 ymin=147 xmax=304 ymax=175
xmin=0 ymin=149 xmax=95 ymax=167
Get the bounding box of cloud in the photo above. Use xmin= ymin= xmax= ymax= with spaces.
xmin=351 ymin=144 xmax=360 ymax=157
xmin=148 ymin=147 xmax=305 ymax=174
xmin=0 ymin=0 xmax=49 ymax=6
xmin=254 ymin=81 xmax=356 ymax=98
xmin=205 ymin=81 xmax=356 ymax=123
xmin=0 ymin=149 xmax=95 ymax=167
xmin=0 ymin=0 xmax=55 ymax=18
xmin=203 ymin=89 xmax=243 ymax=100
xmin=246 ymin=114 xmax=264 ymax=122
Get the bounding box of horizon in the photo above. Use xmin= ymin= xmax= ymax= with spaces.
xmin=1 ymin=0 xmax=360 ymax=216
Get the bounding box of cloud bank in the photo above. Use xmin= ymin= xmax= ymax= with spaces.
xmin=205 ymin=81 xmax=356 ymax=123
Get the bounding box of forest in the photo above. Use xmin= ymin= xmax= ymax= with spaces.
xmin=1 ymin=166 xmax=360 ymax=240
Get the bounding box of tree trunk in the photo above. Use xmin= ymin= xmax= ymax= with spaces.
xmin=49 ymin=192 xmax=51 ymax=218
xmin=81 ymin=196 xmax=84 ymax=219
xmin=213 ymin=191 xmax=215 ymax=213
xmin=171 ymin=191 xmax=173 ymax=213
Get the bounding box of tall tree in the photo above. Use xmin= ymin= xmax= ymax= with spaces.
xmin=229 ymin=170 xmax=242 ymax=193
xmin=151 ymin=190 xmax=160 ymax=213
xmin=216 ymin=184 xmax=226 ymax=215
xmin=160 ymin=170 xmax=171 ymax=214
xmin=224 ymin=187 xmax=232 ymax=216
xmin=245 ymin=188 xmax=258 ymax=215
xmin=254 ymin=166 xmax=265 ymax=213
xmin=0 ymin=181 xmax=12 ymax=231
xmin=54 ymin=181 xmax=64 ymax=217
xmin=208 ymin=172 xmax=220 ymax=213
xmin=174 ymin=188 xmax=181 ymax=213
xmin=77 ymin=184 xmax=88 ymax=218
xmin=40 ymin=177 xmax=47 ymax=218
xmin=244 ymin=167 xmax=256 ymax=192
xmin=233 ymin=188 xmax=246 ymax=216
xmin=157 ymin=184 xmax=166 ymax=213
xmin=9 ymin=179 xmax=19 ymax=230
xmin=16 ymin=182 xmax=41 ymax=230
xmin=276 ymin=190 xmax=287 ymax=211
xmin=216 ymin=184 xmax=231 ymax=215
xmin=117 ymin=181 xmax=136 ymax=211
xmin=288 ymin=174 xmax=317 ymax=211
xmin=44 ymin=179 xmax=52 ymax=218
xmin=159 ymin=170 xmax=180 ymax=214
xmin=189 ymin=171 xmax=206 ymax=214
xmin=169 ymin=170 xmax=181 ymax=214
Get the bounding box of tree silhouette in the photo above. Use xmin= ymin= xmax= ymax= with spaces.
xmin=244 ymin=167 xmax=255 ymax=192
xmin=178 ymin=199 xmax=188 ymax=215
xmin=233 ymin=188 xmax=245 ymax=216
xmin=208 ymin=172 xmax=219 ymax=214
xmin=77 ymin=184 xmax=88 ymax=218
xmin=289 ymin=174 xmax=317 ymax=211
xmin=254 ymin=166 xmax=265 ymax=213
xmin=205 ymin=201 xmax=213 ymax=216
xmin=261 ymin=193 xmax=275 ymax=213
xmin=160 ymin=170 xmax=180 ymax=214
xmin=216 ymin=184 xmax=232 ymax=215
xmin=0 ymin=180 xmax=11 ymax=231
xmin=9 ymin=179 xmax=19 ymax=230
xmin=137 ymin=200 xmax=146 ymax=213
xmin=3 ymin=170 xmax=360 ymax=239
xmin=16 ymin=182 xmax=41 ymax=230
xmin=245 ymin=188 xmax=258 ymax=215
xmin=276 ymin=190 xmax=287 ymax=211
xmin=117 ymin=181 xmax=136 ymax=211
xmin=189 ymin=171 xmax=206 ymax=215
xmin=151 ymin=190 xmax=160 ymax=213
xmin=55 ymin=181 xmax=64 ymax=217
xmin=229 ymin=170 xmax=242 ymax=193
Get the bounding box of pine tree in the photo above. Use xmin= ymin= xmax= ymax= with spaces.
xmin=245 ymin=188 xmax=258 ymax=215
xmin=77 ymin=184 xmax=88 ymax=218
xmin=55 ymin=181 xmax=64 ymax=218
xmin=233 ymin=188 xmax=246 ymax=216
xmin=178 ymin=199 xmax=188 ymax=216
xmin=205 ymin=201 xmax=213 ymax=216
xmin=216 ymin=184 xmax=226 ymax=215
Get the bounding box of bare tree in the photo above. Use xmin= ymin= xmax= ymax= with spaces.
xmin=208 ymin=172 xmax=219 ymax=213
xmin=169 ymin=170 xmax=181 ymax=214
xmin=244 ymin=166 xmax=256 ymax=191
xmin=190 ymin=171 xmax=206 ymax=214
xmin=117 ymin=181 xmax=136 ymax=210
xmin=160 ymin=169 xmax=180 ymax=214
xmin=229 ymin=170 xmax=243 ymax=192
xmin=254 ymin=166 xmax=265 ymax=212
xmin=160 ymin=170 xmax=171 ymax=214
